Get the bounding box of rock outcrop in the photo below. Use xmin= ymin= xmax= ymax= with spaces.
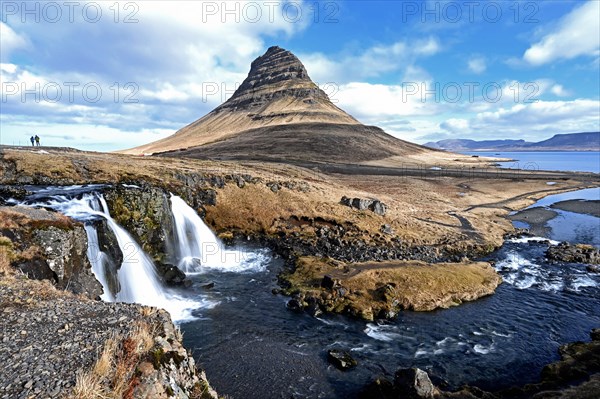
xmin=33 ymin=225 xmax=103 ymax=298
xmin=103 ymin=185 xmax=174 ymax=262
xmin=360 ymin=367 xmax=436 ymax=399
xmin=340 ymin=196 xmax=387 ymax=215
xmin=546 ymin=242 xmax=600 ymax=265
xmin=0 ymin=276 xmax=217 ymax=399
xmin=327 ymin=349 xmax=358 ymax=371
xmin=1 ymin=205 xmax=102 ymax=298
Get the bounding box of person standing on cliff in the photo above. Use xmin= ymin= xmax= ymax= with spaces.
xmin=30 ymin=136 xmax=35 ymax=146
xmin=35 ymin=135 xmax=40 ymax=147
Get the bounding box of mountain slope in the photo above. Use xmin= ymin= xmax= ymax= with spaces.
xmin=122 ymin=46 xmax=460 ymax=165
xmin=425 ymin=132 xmax=600 ymax=151
xmin=122 ymin=46 xmax=358 ymax=156
xmin=423 ymin=139 xmax=529 ymax=151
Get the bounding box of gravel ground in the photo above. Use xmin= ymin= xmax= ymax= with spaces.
xmin=0 ymin=276 xmax=150 ymax=399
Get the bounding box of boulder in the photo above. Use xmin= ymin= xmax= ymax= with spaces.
xmin=340 ymin=196 xmax=387 ymax=216
xmin=381 ymin=224 xmax=394 ymax=235
xmin=160 ymin=264 xmax=188 ymax=286
xmin=587 ymin=265 xmax=600 ymax=273
xmin=286 ymin=298 xmax=304 ymax=312
xmin=321 ymin=274 xmax=341 ymax=290
xmin=327 ymin=349 xmax=357 ymax=370
xmin=394 ymin=368 xmax=435 ymax=398
xmin=546 ymin=242 xmax=600 ymax=265
xmin=370 ymin=201 xmax=387 ymax=216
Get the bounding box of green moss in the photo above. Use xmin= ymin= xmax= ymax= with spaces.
xmin=151 ymin=348 xmax=164 ymax=369
xmin=165 ymin=385 xmax=174 ymax=396
xmin=0 ymin=237 xmax=13 ymax=248
xmin=150 ymin=348 xmax=185 ymax=370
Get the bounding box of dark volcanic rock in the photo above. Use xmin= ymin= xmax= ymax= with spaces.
xmin=0 ymin=185 xmax=28 ymax=205
xmin=33 ymin=225 xmax=103 ymax=298
xmin=362 ymin=368 xmax=437 ymax=398
xmin=321 ymin=274 xmax=341 ymax=290
xmin=157 ymin=263 xmax=189 ymax=286
xmin=327 ymin=349 xmax=357 ymax=370
xmin=546 ymin=242 xmax=600 ymax=265
xmin=214 ymin=46 xmax=334 ymax=113
xmin=103 ymin=185 xmax=174 ymax=262
xmin=341 ymin=196 xmax=387 ymax=215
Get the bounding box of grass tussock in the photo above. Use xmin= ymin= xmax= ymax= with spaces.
xmin=0 ymin=209 xmax=30 ymax=229
xmin=0 ymin=236 xmax=15 ymax=275
xmin=69 ymin=320 xmax=155 ymax=399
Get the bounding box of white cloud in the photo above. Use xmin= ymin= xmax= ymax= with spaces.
xmin=440 ymin=118 xmax=469 ymax=133
xmin=0 ymin=1 xmax=314 ymax=150
xmin=523 ymin=1 xmax=600 ymax=66
xmin=550 ymin=84 xmax=570 ymax=97
xmin=467 ymin=57 xmax=486 ymax=74
xmin=335 ymin=81 xmax=441 ymax=122
xmin=301 ymin=37 xmax=441 ymax=83
xmin=435 ymin=99 xmax=600 ymax=141
xmin=0 ymin=22 xmax=28 ymax=61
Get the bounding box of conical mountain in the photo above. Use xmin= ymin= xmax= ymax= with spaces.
xmin=122 ymin=46 xmax=434 ymax=164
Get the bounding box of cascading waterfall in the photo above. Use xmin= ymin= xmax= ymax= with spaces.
xmin=83 ymin=224 xmax=115 ymax=301
xmin=170 ymin=194 xmax=258 ymax=273
xmin=29 ymin=192 xmax=202 ymax=322
xmin=96 ymin=201 xmax=169 ymax=306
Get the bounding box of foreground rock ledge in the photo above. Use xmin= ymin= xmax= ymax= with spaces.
xmin=280 ymin=257 xmax=502 ymax=320
xmin=0 ymin=276 xmax=217 ymax=399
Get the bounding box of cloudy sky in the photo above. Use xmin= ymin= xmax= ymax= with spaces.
xmin=1 ymin=0 xmax=599 ymax=151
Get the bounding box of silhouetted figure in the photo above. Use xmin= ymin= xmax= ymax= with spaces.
xmin=35 ymin=135 xmax=40 ymax=147
xmin=30 ymin=136 xmax=35 ymax=146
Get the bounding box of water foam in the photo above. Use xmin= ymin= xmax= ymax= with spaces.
xmin=170 ymin=195 xmax=269 ymax=274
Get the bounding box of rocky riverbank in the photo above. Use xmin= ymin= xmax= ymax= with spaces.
xmin=359 ymin=328 xmax=600 ymax=399
xmin=0 ymin=204 xmax=217 ymax=399
xmin=0 ymin=274 xmax=217 ymax=399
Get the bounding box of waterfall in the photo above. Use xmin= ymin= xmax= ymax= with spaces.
xmin=83 ymin=224 xmax=115 ymax=301
xmin=32 ymin=192 xmax=202 ymax=322
xmin=170 ymin=194 xmax=250 ymax=272
xmin=96 ymin=204 xmax=168 ymax=306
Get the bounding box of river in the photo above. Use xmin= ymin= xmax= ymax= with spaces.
xmin=18 ymin=184 xmax=600 ymax=398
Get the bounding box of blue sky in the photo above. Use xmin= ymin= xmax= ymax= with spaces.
xmin=1 ymin=0 xmax=599 ymax=151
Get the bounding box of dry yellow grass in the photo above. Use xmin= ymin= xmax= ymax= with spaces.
xmin=0 ymin=238 xmax=14 ymax=275
xmin=283 ymin=256 xmax=502 ymax=319
xmin=68 ymin=320 xmax=155 ymax=399
xmin=2 ymin=147 xmax=596 ymax=254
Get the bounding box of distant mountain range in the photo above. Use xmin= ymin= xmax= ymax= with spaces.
xmin=424 ymin=132 xmax=600 ymax=152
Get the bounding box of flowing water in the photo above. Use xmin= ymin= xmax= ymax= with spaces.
xmin=18 ymin=185 xmax=600 ymax=398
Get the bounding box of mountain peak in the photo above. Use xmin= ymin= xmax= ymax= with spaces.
xmin=215 ymin=46 xmax=333 ymax=113
xmin=122 ymin=46 xmax=361 ymax=155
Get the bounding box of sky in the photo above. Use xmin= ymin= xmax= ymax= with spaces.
xmin=1 ymin=0 xmax=599 ymax=151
